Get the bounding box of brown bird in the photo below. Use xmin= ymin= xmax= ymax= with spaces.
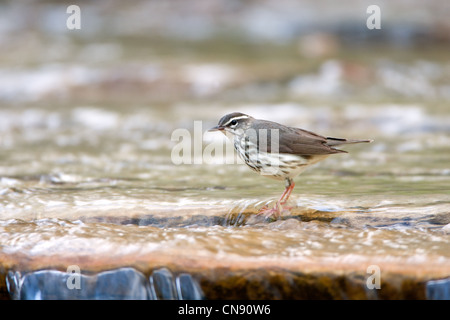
xmin=209 ymin=112 xmax=372 ymax=217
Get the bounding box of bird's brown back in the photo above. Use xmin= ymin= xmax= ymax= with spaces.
xmin=250 ymin=119 xmax=346 ymax=155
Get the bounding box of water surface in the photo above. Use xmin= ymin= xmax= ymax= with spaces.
xmin=1 ymin=101 xmax=449 ymax=281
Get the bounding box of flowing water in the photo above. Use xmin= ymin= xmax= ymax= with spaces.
xmin=0 ymin=1 xmax=450 ymax=299
xmin=1 ymin=98 xmax=449 ymax=298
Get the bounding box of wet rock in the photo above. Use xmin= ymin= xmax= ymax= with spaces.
xmin=119 ymin=214 xmax=226 ymax=228
xmin=198 ymin=269 xmax=370 ymax=300
xmin=1 ymin=261 xmax=446 ymax=300
xmin=196 ymin=268 xmax=433 ymax=300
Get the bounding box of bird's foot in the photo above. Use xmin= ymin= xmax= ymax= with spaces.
xmin=257 ymin=205 xmax=279 ymax=219
xmin=257 ymin=202 xmax=292 ymax=219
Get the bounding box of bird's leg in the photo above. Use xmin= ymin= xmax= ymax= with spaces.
xmin=257 ymin=178 xmax=295 ymax=218
xmin=280 ymin=178 xmax=295 ymax=206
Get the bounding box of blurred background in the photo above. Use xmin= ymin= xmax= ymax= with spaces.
xmin=1 ymin=0 xmax=449 ymax=106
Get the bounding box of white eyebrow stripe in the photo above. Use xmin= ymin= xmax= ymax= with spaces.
xmin=223 ymin=115 xmax=249 ymax=126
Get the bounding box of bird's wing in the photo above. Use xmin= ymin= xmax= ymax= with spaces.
xmin=251 ymin=120 xmax=345 ymax=155
xmin=277 ymin=127 xmax=346 ymax=155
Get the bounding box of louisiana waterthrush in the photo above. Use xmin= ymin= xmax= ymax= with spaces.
xmin=209 ymin=112 xmax=372 ymax=217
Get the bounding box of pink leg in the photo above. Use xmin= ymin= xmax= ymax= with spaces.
xmin=258 ymin=179 xmax=295 ymax=218
xmin=280 ymin=180 xmax=295 ymax=205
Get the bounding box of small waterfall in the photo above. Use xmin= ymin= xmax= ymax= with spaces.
xmin=6 ymin=267 xmax=204 ymax=300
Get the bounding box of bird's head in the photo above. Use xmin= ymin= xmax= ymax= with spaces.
xmin=209 ymin=112 xmax=253 ymax=137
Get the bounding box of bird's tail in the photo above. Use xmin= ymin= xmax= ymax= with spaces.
xmin=325 ymin=137 xmax=373 ymax=147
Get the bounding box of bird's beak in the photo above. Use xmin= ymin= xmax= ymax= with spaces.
xmin=208 ymin=125 xmax=224 ymax=132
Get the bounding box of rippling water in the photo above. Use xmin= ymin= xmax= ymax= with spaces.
xmin=1 ymin=102 xmax=449 ymax=278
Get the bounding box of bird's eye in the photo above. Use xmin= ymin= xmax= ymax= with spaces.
xmin=230 ymin=120 xmax=237 ymax=126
